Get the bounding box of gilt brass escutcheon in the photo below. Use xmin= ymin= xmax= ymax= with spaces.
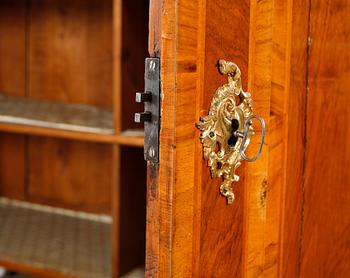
xmin=196 ymin=60 xmax=265 ymax=204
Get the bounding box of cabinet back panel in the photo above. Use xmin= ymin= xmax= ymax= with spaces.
xmin=28 ymin=0 xmax=113 ymax=212
xmin=0 ymin=134 xmax=26 ymax=200
xmin=0 ymin=0 xmax=26 ymax=97
xmin=0 ymin=1 xmax=27 ymax=201
xmin=29 ymin=0 xmax=113 ymax=108
xmin=27 ymin=137 xmax=112 ymax=213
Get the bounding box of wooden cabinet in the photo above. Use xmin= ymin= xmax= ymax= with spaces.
xmin=0 ymin=0 xmax=349 ymax=277
xmin=0 ymin=0 xmax=148 ymax=277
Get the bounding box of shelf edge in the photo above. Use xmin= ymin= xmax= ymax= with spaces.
xmin=0 ymin=123 xmax=144 ymax=147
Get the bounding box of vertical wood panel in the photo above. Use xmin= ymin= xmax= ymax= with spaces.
xmin=28 ymin=0 xmax=113 ymax=107
xmin=146 ymin=0 xmax=177 ymax=276
xmin=0 ymin=0 xmax=27 ymax=97
xmin=280 ymin=0 xmax=309 ymax=276
xmin=246 ymin=0 xmax=309 ymax=276
xmin=301 ymin=0 xmax=350 ymax=276
xmin=146 ymin=0 xmax=250 ymax=276
xmin=198 ymin=0 xmax=249 ymax=277
xmin=245 ymin=0 xmax=273 ymax=275
xmin=27 ymin=0 xmax=113 ymax=212
xmin=28 ymin=138 xmax=112 ymax=213
xmin=145 ymin=0 xmax=164 ymax=277
xmin=265 ymin=1 xmax=290 ymax=276
xmin=0 ymin=134 xmax=26 ymax=200
xmin=0 ymin=0 xmax=27 ymax=200
xmin=173 ymin=1 xmax=200 ymax=276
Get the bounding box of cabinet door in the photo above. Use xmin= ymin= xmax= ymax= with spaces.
xmin=146 ymin=0 xmax=307 ymax=277
xmin=146 ymin=0 xmax=250 ymax=276
xmin=145 ymin=0 xmax=308 ymax=277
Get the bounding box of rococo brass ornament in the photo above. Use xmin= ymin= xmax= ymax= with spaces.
xmin=196 ymin=59 xmax=265 ymax=204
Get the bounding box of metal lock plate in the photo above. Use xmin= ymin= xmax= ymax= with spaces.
xmin=134 ymin=58 xmax=160 ymax=163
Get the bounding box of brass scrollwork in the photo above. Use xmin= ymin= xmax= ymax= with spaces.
xmin=196 ymin=59 xmax=265 ymax=204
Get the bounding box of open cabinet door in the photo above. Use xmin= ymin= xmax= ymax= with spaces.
xmin=145 ymin=0 xmax=310 ymax=277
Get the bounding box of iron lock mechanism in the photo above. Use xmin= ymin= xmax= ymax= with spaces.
xmin=134 ymin=58 xmax=160 ymax=163
xmin=196 ymin=59 xmax=265 ymax=204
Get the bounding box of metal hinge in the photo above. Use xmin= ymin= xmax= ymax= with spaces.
xmin=134 ymin=58 xmax=160 ymax=163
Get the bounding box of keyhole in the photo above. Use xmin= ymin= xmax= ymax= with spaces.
xmin=228 ymin=119 xmax=239 ymax=147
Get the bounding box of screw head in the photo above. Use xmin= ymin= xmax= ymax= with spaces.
xmin=149 ymin=60 xmax=156 ymax=71
xmin=148 ymin=146 xmax=155 ymax=158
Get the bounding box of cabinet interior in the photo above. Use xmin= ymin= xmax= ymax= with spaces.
xmin=0 ymin=0 xmax=149 ymax=277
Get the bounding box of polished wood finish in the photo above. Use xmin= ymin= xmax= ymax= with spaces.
xmin=146 ymin=0 xmax=250 ymax=276
xmin=300 ymin=0 xmax=350 ymax=276
xmin=148 ymin=0 xmax=349 ymax=277
xmin=244 ymin=0 xmax=273 ymax=274
xmin=146 ymin=0 xmax=175 ymax=276
xmin=144 ymin=0 xmax=160 ymax=274
xmin=199 ymin=0 xmax=249 ymax=276
xmin=280 ymin=0 xmax=309 ymax=276
xmin=245 ymin=0 xmax=309 ymax=276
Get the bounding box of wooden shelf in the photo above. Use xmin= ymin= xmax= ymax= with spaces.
xmin=0 ymin=94 xmax=114 ymax=133
xmin=0 ymin=198 xmax=112 ymax=278
xmin=0 ymin=95 xmax=144 ymax=147
xmin=117 ymin=129 xmax=144 ymax=147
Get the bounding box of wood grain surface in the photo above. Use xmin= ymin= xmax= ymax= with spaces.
xmin=27 ymin=138 xmax=112 ymax=213
xmin=300 ymin=0 xmax=350 ymax=276
xmin=198 ymin=0 xmax=249 ymax=277
xmin=0 ymin=0 xmax=26 ymax=97
xmin=147 ymin=0 xmax=176 ymax=275
xmin=28 ymin=0 xmax=113 ymax=108
xmin=280 ymin=0 xmax=309 ymax=276
xmin=245 ymin=0 xmax=310 ymax=276
xmin=146 ymin=0 xmax=250 ymax=276
xmin=244 ymin=0 xmax=273 ymax=275
xmin=144 ymin=2 xmax=162 ymax=276
xmin=146 ymin=0 xmax=349 ymax=277
xmin=0 ymin=0 xmax=27 ymax=201
xmin=25 ymin=0 xmax=114 ymax=212
xmin=148 ymin=0 xmax=350 ymax=277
